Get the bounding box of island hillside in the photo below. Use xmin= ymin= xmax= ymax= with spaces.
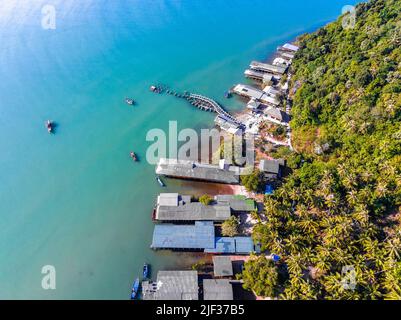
xmin=241 ymin=0 xmax=401 ymax=300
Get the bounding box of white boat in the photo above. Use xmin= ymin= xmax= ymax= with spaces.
xmin=46 ymin=120 xmax=53 ymax=133
xmin=125 ymin=98 xmax=135 ymax=105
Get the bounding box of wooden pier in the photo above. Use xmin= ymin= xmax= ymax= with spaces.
xmin=152 ymin=85 xmax=243 ymax=126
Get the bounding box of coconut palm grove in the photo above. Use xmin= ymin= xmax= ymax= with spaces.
xmin=241 ymin=0 xmax=401 ymax=300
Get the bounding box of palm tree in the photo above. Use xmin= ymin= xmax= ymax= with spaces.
xmin=286 ymin=253 xmax=305 ymax=276
xmin=375 ymin=181 xmax=388 ymax=198
xmin=294 ymin=204 xmax=310 ymax=218
xmin=352 ymin=205 xmax=370 ymax=227
xmin=297 ymin=218 xmax=319 ymax=235
xmin=384 ymin=237 xmax=401 ymax=260
xmin=303 ymin=188 xmax=315 ymax=206
xmin=346 ymin=190 xmax=358 ymax=206
xmin=342 ymin=174 xmax=358 ymax=191
xmin=285 ymin=234 xmax=303 ymax=253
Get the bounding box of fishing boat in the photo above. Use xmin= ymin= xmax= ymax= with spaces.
xmin=130 ymin=278 xmax=140 ymax=300
xmin=125 ymin=98 xmax=135 ymax=105
xmin=46 ymin=120 xmax=53 ymax=133
xmin=224 ymin=91 xmax=232 ymax=99
xmin=156 ymin=176 xmax=165 ymax=187
xmin=130 ymin=152 xmax=138 ymax=162
xmin=143 ymin=263 xmax=150 ymax=279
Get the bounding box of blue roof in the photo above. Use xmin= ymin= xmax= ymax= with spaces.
xmin=205 ymin=237 xmax=258 ymax=254
xmin=205 ymin=237 xmax=236 ymax=254
xmin=151 ymin=221 xmax=215 ymax=249
xmin=235 ymin=237 xmax=256 ymax=254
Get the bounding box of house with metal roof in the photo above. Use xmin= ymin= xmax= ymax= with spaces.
xmin=262 ymin=95 xmax=281 ymax=107
xmin=244 ymin=69 xmax=280 ymax=82
xmin=279 ymin=51 xmax=295 ymax=60
xmin=203 ymin=279 xmax=233 ymax=300
xmin=246 ymin=98 xmax=261 ymax=111
xmin=259 ymin=159 xmax=285 ymax=179
xmin=214 ymin=195 xmax=256 ymax=212
xmin=280 ymin=43 xmax=299 ymax=52
xmin=232 ymin=84 xmax=280 ymax=107
xmin=215 ymin=115 xmax=243 ymax=136
xmin=273 ymin=57 xmax=291 ymax=68
xmin=232 ymin=84 xmax=266 ymax=101
xmin=155 ymin=193 xmax=232 ymax=222
xmin=213 ymin=256 xmax=234 ymax=277
xmin=235 ymin=237 xmax=260 ymax=254
xmin=151 ymin=221 xmax=216 ymax=250
xmin=205 ymin=237 xmax=260 ymax=254
xmin=250 ymin=61 xmax=287 ymax=75
xmin=151 ymin=221 xmax=260 ymax=253
xmin=264 ymin=106 xmax=286 ymax=122
xmin=157 ymin=193 xmax=180 ymax=207
xmin=154 ymin=193 xmax=255 ymax=222
xmin=156 ymin=158 xmax=240 ymax=185
xmin=206 ymin=237 xmax=236 ymax=253
xmin=263 ymin=85 xmax=281 ymax=98
xmin=142 ymin=271 xmax=199 ymax=300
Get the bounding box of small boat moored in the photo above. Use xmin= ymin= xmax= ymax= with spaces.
xmin=130 ymin=152 xmax=138 ymax=162
xmin=46 ymin=120 xmax=53 ymax=133
xmin=224 ymin=91 xmax=232 ymax=99
xmin=125 ymin=98 xmax=135 ymax=105
xmin=156 ymin=176 xmax=165 ymax=187
xmin=131 ymin=278 xmax=140 ymax=300
xmin=150 ymin=85 xmax=164 ymax=94
xmin=143 ymin=263 xmax=150 ymax=279
xmin=150 ymin=85 xmax=160 ymax=93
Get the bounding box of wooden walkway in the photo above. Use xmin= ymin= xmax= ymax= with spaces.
xmin=188 ymin=94 xmax=242 ymax=125
xmin=153 ymin=84 xmax=243 ymax=126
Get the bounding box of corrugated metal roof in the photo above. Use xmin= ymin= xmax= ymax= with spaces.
xmin=156 ymin=202 xmax=231 ymax=221
xmin=215 ymin=116 xmax=243 ymax=136
xmin=250 ymin=61 xmax=287 ymax=75
xmin=156 ymin=194 xmax=255 ymax=222
xmin=282 ymin=43 xmax=299 ymax=52
xmin=259 ymin=159 xmax=280 ymax=174
xmin=280 ymin=52 xmax=295 ymax=60
xmin=143 ymin=271 xmax=199 ymax=300
xmin=205 ymin=237 xmax=236 ymax=254
xmin=264 ymin=106 xmax=284 ymax=120
xmin=233 ymin=84 xmax=265 ymax=100
xmin=151 ymin=221 xmax=215 ymax=249
xmin=244 ymin=69 xmax=279 ymax=82
xmin=203 ymin=279 xmax=233 ymax=300
xmin=205 ymin=237 xmax=257 ymax=254
xmin=156 ymin=158 xmax=240 ymax=184
xmin=213 ymin=256 xmax=234 ymax=277
xmin=235 ymin=237 xmax=256 ymax=254
xmin=157 ymin=193 xmax=179 ymax=207
xmin=215 ymin=195 xmax=256 ymax=212
xmin=233 ymin=84 xmax=280 ymax=106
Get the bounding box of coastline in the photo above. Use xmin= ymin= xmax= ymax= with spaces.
xmin=0 ymin=0 xmax=364 ymax=299
xmin=149 ymin=39 xmax=299 ymax=286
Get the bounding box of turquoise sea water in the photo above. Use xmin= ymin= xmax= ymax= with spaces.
xmin=0 ymin=0 xmax=359 ymax=299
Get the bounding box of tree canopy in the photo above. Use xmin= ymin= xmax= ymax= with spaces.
xmin=199 ymin=194 xmax=213 ymax=206
xmin=244 ymin=0 xmax=401 ymax=300
xmin=222 ymin=216 xmax=240 ymax=237
xmin=241 ymin=170 xmax=264 ymax=193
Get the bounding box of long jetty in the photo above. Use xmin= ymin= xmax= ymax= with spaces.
xmin=152 ymin=85 xmax=243 ymax=126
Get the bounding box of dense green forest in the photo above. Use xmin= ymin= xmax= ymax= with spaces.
xmin=242 ymin=0 xmax=401 ymax=299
